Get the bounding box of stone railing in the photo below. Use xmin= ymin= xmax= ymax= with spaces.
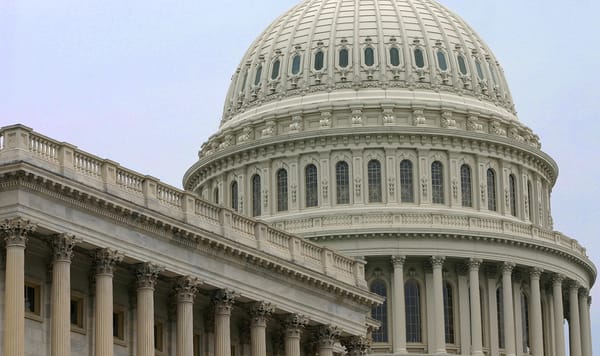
xmin=0 ymin=124 xmax=366 ymax=288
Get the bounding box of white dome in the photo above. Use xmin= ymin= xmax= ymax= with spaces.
xmin=221 ymin=0 xmax=515 ymax=130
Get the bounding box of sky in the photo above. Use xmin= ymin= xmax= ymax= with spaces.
xmin=1 ymin=0 xmax=598 ymax=350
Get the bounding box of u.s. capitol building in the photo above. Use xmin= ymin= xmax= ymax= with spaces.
xmin=0 ymin=0 xmax=595 ymax=356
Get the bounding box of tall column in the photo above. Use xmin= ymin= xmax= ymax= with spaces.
xmin=552 ymin=275 xmax=565 ymax=356
xmin=213 ymin=289 xmax=236 ymax=356
xmin=486 ymin=266 xmax=499 ymax=356
xmin=468 ymin=259 xmax=483 ymax=356
xmin=342 ymin=336 xmax=371 ymax=356
xmin=95 ymin=249 xmax=123 ymax=356
xmin=431 ymin=256 xmax=446 ymax=354
xmin=317 ymin=325 xmax=341 ymax=356
xmin=501 ymin=262 xmax=516 ymax=356
xmin=49 ymin=234 xmax=80 ymax=356
xmin=136 ymin=263 xmax=164 ymax=356
xmin=568 ymin=282 xmax=581 ymax=356
xmin=250 ymin=301 xmax=274 ymax=356
xmin=284 ymin=314 xmax=308 ymax=356
xmin=1 ymin=218 xmax=36 ymax=356
xmin=579 ymin=291 xmax=592 ymax=356
xmin=175 ymin=276 xmax=200 ymax=356
xmin=529 ymin=268 xmax=544 ymax=356
xmin=456 ymin=264 xmax=470 ymax=356
xmin=391 ymin=255 xmax=407 ymax=354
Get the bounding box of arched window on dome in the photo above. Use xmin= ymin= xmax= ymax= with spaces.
xmin=213 ymin=187 xmax=219 ymax=205
xmin=271 ymin=59 xmax=281 ymax=80
xmin=370 ymin=280 xmax=388 ymax=343
xmin=277 ymin=169 xmax=288 ymax=212
xmin=405 ymin=280 xmax=422 ymax=343
xmin=521 ymin=292 xmax=530 ymax=353
xmin=390 ymin=47 xmax=401 ymax=67
xmin=475 ymin=60 xmax=485 ymax=81
xmin=487 ymin=169 xmax=497 ymax=211
xmin=400 ymin=160 xmax=414 ymax=203
xmin=460 ymin=164 xmax=472 ymax=207
xmin=496 ymin=287 xmax=505 ymax=349
xmin=252 ymin=174 xmax=261 ymax=217
xmin=291 ymin=54 xmax=302 ymax=75
xmin=364 ymin=47 xmax=375 ymax=67
xmin=443 ymin=282 xmax=455 ymax=344
xmin=414 ymin=48 xmax=425 ymax=68
xmin=339 ymin=48 xmax=349 ymax=68
xmin=305 ymin=164 xmax=318 ymax=207
xmin=254 ymin=65 xmax=263 ymax=86
xmin=457 ymin=54 xmax=468 ymax=75
xmin=230 ymin=181 xmax=238 ymax=212
xmin=509 ymin=174 xmax=517 ymax=217
xmin=314 ymin=50 xmax=325 ymax=71
xmin=431 ymin=161 xmax=445 ymax=204
xmin=437 ymin=50 xmax=448 ymax=71
xmin=527 ymin=180 xmax=533 ymax=221
xmin=368 ymin=160 xmax=382 ymax=203
xmin=336 ymin=161 xmax=350 ymax=204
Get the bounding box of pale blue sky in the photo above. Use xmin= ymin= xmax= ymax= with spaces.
xmin=1 ymin=0 xmax=598 ymax=350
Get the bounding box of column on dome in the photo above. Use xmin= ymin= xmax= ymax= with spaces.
xmin=49 ymin=234 xmax=80 ymax=356
xmin=213 ymin=289 xmax=236 ymax=356
xmin=175 ymin=276 xmax=201 ymax=356
xmin=319 ymin=152 xmax=331 ymax=207
xmin=512 ymin=274 xmax=523 ymax=355
xmin=529 ymin=268 xmax=544 ymax=356
xmin=552 ymin=275 xmax=566 ymax=356
xmin=579 ymin=291 xmax=592 ymax=356
xmin=501 ymin=262 xmax=516 ymax=356
xmin=456 ymin=263 xmax=471 ymax=356
xmin=568 ymin=282 xmax=582 ymax=356
xmin=95 ymin=248 xmax=124 ymax=356
xmin=284 ymin=314 xmax=308 ymax=356
xmin=431 ymin=256 xmax=446 ymax=354
xmin=468 ymin=259 xmax=484 ymax=356
xmin=390 ymin=255 xmax=407 ymax=354
xmin=424 ymin=262 xmax=435 ymax=352
xmin=485 ymin=266 xmax=499 ymax=356
xmin=341 ymin=336 xmax=371 ymax=356
xmin=1 ymin=218 xmax=36 ymax=356
xmin=136 ymin=263 xmax=164 ymax=356
xmin=250 ymin=301 xmax=274 ymax=356
xmin=352 ymin=150 xmax=364 ymax=204
xmin=317 ymin=325 xmax=341 ymax=356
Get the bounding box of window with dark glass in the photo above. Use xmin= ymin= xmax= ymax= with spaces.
xmin=368 ymin=160 xmax=382 ymax=203
xmin=370 ymin=280 xmax=388 ymax=343
xmin=509 ymin=174 xmax=517 ymax=217
xmin=431 ymin=161 xmax=445 ymax=204
xmin=291 ymin=54 xmax=302 ymax=75
xmin=457 ymin=54 xmax=468 ymax=75
xmin=405 ymin=280 xmax=421 ymax=343
xmin=487 ymin=169 xmax=497 ymax=211
xmin=70 ymin=296 xmax=84 ymax=328
xmin=252 ymin=174 xmax=261 ymax=216
xmin=254 ymin=65 xmax=262 ymax=86
xmin=497 ymin=287 xmax=505 ymax=349
xmin=231 ymin=181 xmax=238 ymax=212
xmin=443 ymin=283 xmax=455 ymax=344
xmin=339 ymin=48 xmax=349 ymax=68
xmin=113 ymin=309 xmax=125 ymax=340
xmin=460 ymin=164 xmax=472 ymax=207
xmin=475 ymin=60 xmax=484 ymax=80
xmin=314 ymin=50 xmax=324 ymax=71
xmin=271 ymin=59 xmax=280 ymax=80
xmin=277 ymin=169 xmax=288 ymax=212
xmin=365 ymin=47 xmax=375 ymax=66
xmin=437 ymin=50 xmax=448 ymax=71
xmin=414 ymin=48 xmax=425 ymax=68
xmin=305 ymin=164 xmax=318 ymax=207
xmin=336 ymin=161 xmax=350 ymax=204
xmin=521 ymin=292 xmax=530 ymax=352
xmin=214 ymin=187 xmax=219 ymax=205
xmin=25 ymin=282 xmax=41 ymax=316
xmin=154 ymin=320 xmax=164 ymax=352
xmin=400 ymin=160 xmax=414 ymax=203
xmin=390 ymin=47 xmax=401 ymax=67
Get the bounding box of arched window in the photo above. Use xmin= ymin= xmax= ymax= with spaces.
xmin=230 ymin=181 xmax=238 ymax=211
xmin=370 ymin=280 xmax=388 ymax=343
xmin=509 ymin=174 xmax=517 ymax=217
xmin=336 ymin=161 xmax=350 ymax=204
xmin=277 ymin=169 xmax=288 ymax=212
xmin=527 ymin=180 xmax=533 ymax=220
xmin=213 ymin=187 xmax=219 ymax=205
xmin=400 ymin=160 xmax=414 ymax=203
xmin=431 ymin=161 xmax=445 ymax=204
xmin=443 ymin=282 xmax=455 ymax=344
xmin=496 ymin=287 xmax=505 ymax=349
xmin=457 ymin=54 xmax=468 ymax=75
xmin=305 ymin=164 xmax=318 ymax=207
xmin=364 ymin=47 xmax=375 ymax=67
xmin=405 ymin=280 xmax=422 ymax=343
xmin=437 ymin=50 xmax=448 ymax=71
xmin=368 ymin=160 xmax=382 ymax=203
xmin=487 ymin=169 xmax=497 ymax=211
xmin=390 ymin=47 xmax=401 ymax=67
xmin=475 ymin=60 xmax=485 ymax=80
xmin=521 ymin=292 xmax=530 ymax=352
xmin=271 ymin=59 xmax=280 ymax=80
xmin=314 ymin=50 xmax=324 ymax=71
xmin=414 ymin=48 xmax=425 ymax=68
xmin=291 ymin=54 xmax=302 ymax=75
xmin=460 ymin=164 xmax=472 ymax=207
xmin=254 ymin=65 xmax=263 ymax=86
xmin=339 ymin=48 xmax=349 ymax=68
xmin=252 ymin=174 xmax=261 ymax=217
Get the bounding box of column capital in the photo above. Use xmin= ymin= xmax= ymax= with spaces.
xmin=430 ymin=255 xmax=445 ymax=268
xmin=49 ymin=233 xmax=81 ymax=262
xmin=317 ymin=325 xmax=341 ymax=348
xmin=578 ymin=288 xmax=589 ymax=298
xmin=284 ymin=313 xmax=309 ymax=337
xmin=530 ymin=267 xmax=544 ymax=279
xmin=212 ymin=289 xmax=237 ymax=315
xmin=94 ymin=248 xmax=123 ymax=276
xmin=468 ymin=258 xmax=483 ymax=271
xmin=175 ymin=276 xmax=201 ymax=303
xmin=250 ymin=301 xmax=275 ymax=325
xmin=391 ymin=255 xmax=406 ymax=268
xmin=501 ymin=262 xmax=516 ymax=274
xmin=1 ymin=217 xmax=36 ymax=247
xmin=568 ymin=280 xmax=581 ymax=291
xmin=136 ymin=262 xmax=164 ymax=290
xmin=552 ymin=273 xmax=565 ymax=285
xmin=341 ymin=336 xmax=371 ymax=356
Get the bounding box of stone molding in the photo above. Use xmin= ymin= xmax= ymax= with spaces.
xmin=49 ymin=233 xmax=81 ymax=263
xmin=0 ymin=217 xmax=36 ymax=247
xmin=175 ymin=276 xmax=201 ymax=303
xmin=94 ymin=248 xmax=123 ymax=276
xmin=135 ymin=262 xmax=164 ymax=290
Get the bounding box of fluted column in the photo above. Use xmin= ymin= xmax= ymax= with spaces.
xmin=213 ymin=289 xmax=236 ymax=356
xmin=136 ymin=263 xmax=164 ymax=356
xmin=501 ymin=262 xmax=516 ymax=356
xmin=391 ymin=255 xmax=407 ymax=354
xmin=468 ymin=259 xmax=483 ymax=356
xmin=579 ymin=291 xmax=592 ymax=356
xmin=317 ymin=325 xmax=341 ymax=356
xmin=342 ymin=336 xmax=371 ymax=356
xmin=250 ymin=301 xmax=274 ymax=356
xmin=552 ymin=275 xmax=565 ymax=356
xmin=94 ymin=249 xmax=123 ymax=356
xmin=1 ymin=218 xmax=36 ymax=356
xmin=529 ymin=268 xmax=544 ymax=356
xmin=175 ymin=276 xmax=200 ymax=356
xmin=49 ymin=234 xmax=80 ymax=356
xmin=284 ymin=314 xmax=308 ymax=356
xmin=431 ymin=256 xmax=446 ymax=354
xmin=568 ymin=282 xmax=581 ymax=356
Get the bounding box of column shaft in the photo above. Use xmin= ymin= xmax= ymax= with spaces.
xmin=579 ymin=293 xmax=592 ymax=356
xmin=137 ymin=287 xmax=154 ymax=356
xmin=468 ymin=260 xmax=483 ymax=356
xmin=4 ymin=244 xmax=25 ymax=356
xmin=284 ymin=314 xmax=307 ymax=356
xmin=213 ymin=290 xmax=235 ymax=356
xmin=568 ymin=284 xmax=581 ymax=356
xmin=51 ymin=260 xmax=71 ymax=356
xmin=94 ymin=249 xmax=122 ymax=356
xmin=250 ymin=320 xmax=266 ymax=356
xmin=284 ymin=333 xmax=300 ymax=356
xmin=553 ymin=276 xmax=565 ymax=356
xmin=391 ymin=256 xmax=407 ymax=354
xmin=176 ymin=277 xmax=199 ymax=356
xmin=431 ymin=256 xmax=446 ymax=354
xmin=502 ymin=263 xmax=516 ymax=356
xmin=529 ymin=269 xmax=544 ymax=356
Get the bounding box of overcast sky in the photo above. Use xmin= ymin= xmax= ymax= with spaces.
xmin=1 ymin=0 xmax=598 ymax=351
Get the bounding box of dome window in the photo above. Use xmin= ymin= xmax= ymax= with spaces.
xmin=271 ymin=59 xmax=281 ymax=80
xmin=364 ymin=47 xmax=375 ymax=67
xmin=475 ymin=60 xmax=485 ymax=80
xmin=389 ymin=47 xmax=401 ymax=67
xmin=291 ymin=54 xmax=302 ymax=75
xmin=339 ymin=48 xmax=349 ymax=68
xmin=457 ymin=54 xmax=468 ymax=75
xmin=437 ymin=50 xmax=448 ymax=71
xmin=254 ymin=65 xmax=263 ymax=86
xmin=314 ymin=50 xmax=325 ymax=71
xmin=414 ymin=48 xmax=425 ymax=68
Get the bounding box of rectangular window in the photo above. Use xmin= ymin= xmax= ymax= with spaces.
xmin=154 ymin=320 xmax=164 ymax=352
xmin=193 ymin=333 xmax=201 ymax=356
xmin=24 ymin=281 xmax=41 ymax=318
xmin=70 ymin=294 xmax=85 ymax=330
xmin=113 ymin=308 xmax=126 ymax=342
